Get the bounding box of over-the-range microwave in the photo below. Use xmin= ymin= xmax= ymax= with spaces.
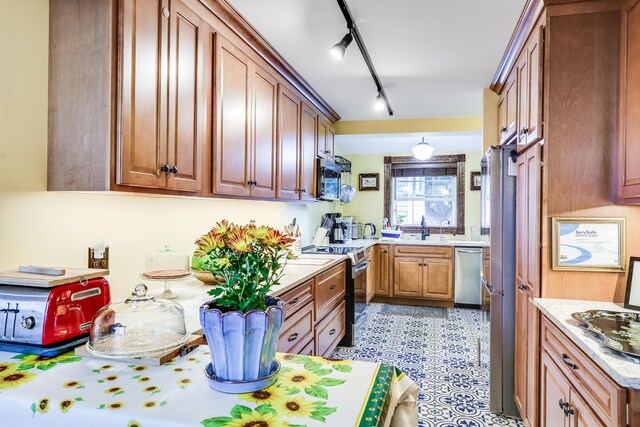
xmin=317 ymin=159 xmax=341 ymax=201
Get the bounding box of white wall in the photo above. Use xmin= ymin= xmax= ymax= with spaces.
xmin=0 ymin=0 xmax=337 ymax=300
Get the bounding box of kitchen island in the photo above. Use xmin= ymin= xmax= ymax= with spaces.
xmin=0 ymin=347 xmax=418 ymax=427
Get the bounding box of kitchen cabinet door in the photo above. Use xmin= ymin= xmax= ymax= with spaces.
xmin=498 ymin=93 xmax=508 ymax=143
xmin=118 ymin=0 xmax=166 ymax=189
xmin=213 ymin=35 xmax=251 ymax=197
xmin=514 ymin=282 xmax=529 ymax=420
xmin=526 ymin=27 xmax=543 ymax=146
xmin=517 ymin=55 xmax=529 ymax=149
xmin=525 ymin=144 xmax=542 ymax=292
xmin=166 ymin=0 xmax=207 ymax=192
xmin=365 ymin=247 xmax=375 ymax=302
xmin=504 ymin=74 xmax=518 ymax=143
xmin=277 ymin=85 xmax=301 ymax=200
xmin=326 ymin=125 xmax=336 ymax=160
xmin=393 ymin=257 xmax=423 ymax=297
xmin=540 ymin=350 xmax=570 ymax=427
xmin=375 ymin=245 xmax=391 ymax=297
xmin=250 ymin=64 xmax=278 ymax=198
xmin=423 ymin=258 xmax=453 ymax=300
xmin=300 ymin=103 xmax=317 ymax=201
xmin=317 ymin=118 xmax=327 ymax=159
xmin=570 ymin=389 xmax=607 ymax=427
xmin=617 ymin=0 xmax=640 ymax=203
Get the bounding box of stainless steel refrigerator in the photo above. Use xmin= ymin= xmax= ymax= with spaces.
xmin=480 ymin=144 xmax=518 ymax=417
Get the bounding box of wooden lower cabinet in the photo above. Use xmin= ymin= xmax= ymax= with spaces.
xmin=357 ymin=248 xmax=375 ymax=302
xmin=391 ymin=246 xmax=454 ymax=304
xmin=315 ymin=300 xmax=345 ymax=357
xmin=514 ymin=284 xmax=537 ymax=426
xmin=374 ymin=245 xmax=391 ymax=297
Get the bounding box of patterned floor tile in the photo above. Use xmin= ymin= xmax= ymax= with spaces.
xmin=331 ymin=303 xmax=523 ymax=426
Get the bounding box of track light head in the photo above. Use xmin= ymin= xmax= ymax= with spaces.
xmin=330 ymin=32 xmax=353 ymax=61
xmin=374 ymin=93 xmax=385 ymax=111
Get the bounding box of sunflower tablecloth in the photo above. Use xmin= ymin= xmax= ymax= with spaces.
xmin=0 ymin=346 xmax=418 ymax=427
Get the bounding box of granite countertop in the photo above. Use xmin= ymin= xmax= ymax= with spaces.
xmin=533 ymin=298 xmax=640 ymax=389
xmin=329 ymin=238 xmax=489 ymax=249
xmin=148 ymin=254 xmax=348 ymax=334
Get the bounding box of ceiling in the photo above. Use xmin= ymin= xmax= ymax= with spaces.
xmin=336 ymin=132 xmax=482 ymax=155
xmin=226 ymin=0 xmax=526 ymax=121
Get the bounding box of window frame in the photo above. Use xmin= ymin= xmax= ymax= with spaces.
xmin=384 ymin=154 xmax=466 ymax=235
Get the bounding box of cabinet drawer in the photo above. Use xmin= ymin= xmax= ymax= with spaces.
xmin=315 ymin=300 xmax=345 ymax=357
xmin=541 ymin=316 xmax=626 ymax=426
xmin=315 ymin=262 xmax=346 ymax=321
xmin=394 ymin=245 xmax=452 ymax=258
xmin=279 ymin=279 xmax=313 ymax=321
xmin=277 ymin=302 xmax=314 ymax=354
xmin=298 ymin=338 xmax=315 ymax=356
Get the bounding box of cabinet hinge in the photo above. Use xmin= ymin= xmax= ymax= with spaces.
xmin=540 ymin=161 xmax=544 ymax=168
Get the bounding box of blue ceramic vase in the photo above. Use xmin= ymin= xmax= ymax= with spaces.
xmin=199 ymin=296 xmax=284 ymax=382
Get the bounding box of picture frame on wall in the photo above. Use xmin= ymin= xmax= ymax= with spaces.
xmin=625 ymin=257 xmax=640 ymax=310
xmin=359 ymin=173 xmax=379 ymax=191
xmin=470 ymin=171 xmax=481 ymax=191
xmin=551 ymin=217 xmax=626 ymax=272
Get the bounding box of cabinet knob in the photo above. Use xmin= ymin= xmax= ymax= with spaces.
xmin=500 ymin=127 xmax=507 ymax=133
xmin=519 ymin=127 xmax=529 ymax=137
xmin=162 ymin=7 xmax=170 ymax=17
xmin=287 ymin=333 xmax=298 ymax=342
xmin=161 ymin=164 xmax=170 ymax=173
xmin=253 ymin=180 xmax=257 ymax=186
xmin=561 ymin=353 xmax=578 ymax=370
xmin=170 ymin=166 xmax=178 ymax=174
xmin=288 ymin=297 xmax=299 ymax=305
xmin=329 ymin=328 xmax=336 ymax=335
xmin=247 ymin=180 xmax=253 ymax=186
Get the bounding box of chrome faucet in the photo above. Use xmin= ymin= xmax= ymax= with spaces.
xmin=421 ymin=215 xmax=429 ymax=240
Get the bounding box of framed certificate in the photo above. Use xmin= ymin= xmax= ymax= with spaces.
xmin=552 ymin=217 xmax=626 ymax=272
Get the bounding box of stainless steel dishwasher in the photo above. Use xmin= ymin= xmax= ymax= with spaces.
xmin=454 ymin=247 xmax=483 ymax=306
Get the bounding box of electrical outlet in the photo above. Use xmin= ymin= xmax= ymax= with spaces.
xmin=88 ymin=246 xmax=109 ymax=269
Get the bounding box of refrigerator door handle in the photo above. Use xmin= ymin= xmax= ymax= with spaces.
xmin=481 ymin=271 xmax=504 ymax=296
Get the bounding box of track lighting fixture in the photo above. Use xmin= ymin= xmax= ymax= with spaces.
xmin=411 ymin=137 xmax=435 ymax=160
xmin=333 ymin=0 xmax=393 ymax=115
xmin=330 ymin=32 xmax=353 ymax=61
xmin=374 ymin=93 xmax=385 ymax=111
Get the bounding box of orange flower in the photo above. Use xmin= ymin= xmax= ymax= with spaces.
xmin=260 ymin=229 xmax=295 ymax=248
xmin=211 ymin=219 xmax=234 ymax=237
xmin=228 ymin=228 xmax=254 ymax=253
xmin=194 ymin=232 xmax=222 ymax=257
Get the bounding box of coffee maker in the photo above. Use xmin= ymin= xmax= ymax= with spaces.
xmin=325 ymin=213 xmax=346 ymax=244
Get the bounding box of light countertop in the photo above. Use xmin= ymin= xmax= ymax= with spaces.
xmin=328 ymin=238 xmax=489 ymax=249
xmin=148 ymin=254 xmax=348 ymax=334
xmin=533 ymin=298 xmax=640 ymax=389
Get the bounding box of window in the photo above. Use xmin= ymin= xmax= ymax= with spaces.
xmin=384 ymin=155 xmax=465 ymax=234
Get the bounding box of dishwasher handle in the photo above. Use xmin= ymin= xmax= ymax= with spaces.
xmin=481 ymin=271 xmax=503 ymax=296
xmin=456 ymin=248 xmax=483 ymax=254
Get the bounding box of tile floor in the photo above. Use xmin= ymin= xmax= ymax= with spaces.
xmin=331 ymin=303 xmax=523 ymax=427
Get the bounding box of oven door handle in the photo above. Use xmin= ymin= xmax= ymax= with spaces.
xmin=353 ymin=261 xmax=368 ymax=276
xmin=481 ymin=271 xmax=503 ymax=296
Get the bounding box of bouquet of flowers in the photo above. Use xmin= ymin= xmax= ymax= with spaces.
xmin=192 ymin=220 xmax=294 ymax=313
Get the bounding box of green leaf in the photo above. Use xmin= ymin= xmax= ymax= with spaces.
xmin=115 ymin=390 xmax=124 ymax=395
xmin=317 ymin=378 xmax=346 ymax=387
xmin=11 ymin=354 xmax=28 ymax=360
xmin=313 ymin=406 xmax=337 ymax=416
xmin=60 ymin=357 xmax=82 ymax=363
xmin=333 ymin=364 xmax=352 ymax=373
xmin=304 ymin=385 xmax=328 ymax=400
xmin=18 ymin=363 xmax=34 ymax=370
xmin=37 ymin=363 xmax=56 ymax=371
xmin=31 ymin=402 xmax=36 ymax=414
xmin=288 ymin=425 xmax=307 ymax=427
xmin=303 ymin=361 xmax=322 ymax=371
xmin=279 ymin=366 xmax=294 ymax=374
xmin=200 ymin=416 xmax=233 ymax=427
xmin=309 ymin=414 xmax=327 ymax=422
xmin=255 ymin=404 xmax=276 ymax=415
xmin=75 ymin=397 xmax=84 ymax=401
xmin=310 ymin=368 xmax=333 ymax=376
xmin=287 ymin=386 xmax=300 ymax=395
xmin=98 ymin=404 xmax=105 ymax=409
xmin=230 ymin=404 xmax=253 ymax=418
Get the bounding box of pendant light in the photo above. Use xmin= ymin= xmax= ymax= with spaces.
xmin=411 ymin=137 xmax=435 ymax=160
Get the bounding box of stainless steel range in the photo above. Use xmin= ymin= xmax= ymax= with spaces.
xmin=301 ymin=245 xmax=368 ymax=346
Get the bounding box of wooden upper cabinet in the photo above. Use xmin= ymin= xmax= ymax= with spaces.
xmin=326 ymin=125 xmax=335 ymax=160
xmin=517 ymin=25 xmax=544 ymax=152
xmin=505 ymin=75 xmax=518 ymax=142
xmin=250 ymin=64 xmax=278 ymax=198
xmin=617 ymin=0 xmax=640 ymax=203
xmin=525 ymin=144 xmax=542 ymax=292
xmin=213 ymin=35 xmax=251 ymax=196
xmin=317 ymin=119 xmax=327 ymax=158
xmin=498 ymin=93 xmax=508 ymax=143
xmin=118 ymin=0 xmax=206 ymax=192
xmin=277 ymin=85 xmax=301 ymax=200
xmin=166 ymin=0 xmax=206 ymax=192
xmin=118 ymin=0 xmax=166 ymax=189
xmin=300 ymin=103 xmax=318 ymax=201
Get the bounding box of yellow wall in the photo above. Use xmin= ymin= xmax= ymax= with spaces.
xmin=482 ymin=88 xmax=498 ymax=154
xmin=342 ymin=151 xmax=483 ymax=240
xmin=0 ymin=0 xmax=336 ymax=300
xmin=335 ymin=116 xmax=483 ymax=135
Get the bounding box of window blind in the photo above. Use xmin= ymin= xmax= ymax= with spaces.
xmin=391 ymin=162 xmax=458 ymax=178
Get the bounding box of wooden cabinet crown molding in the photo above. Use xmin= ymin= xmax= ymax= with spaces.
xmin=199 ymin=0 xmax=340 ymax=123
